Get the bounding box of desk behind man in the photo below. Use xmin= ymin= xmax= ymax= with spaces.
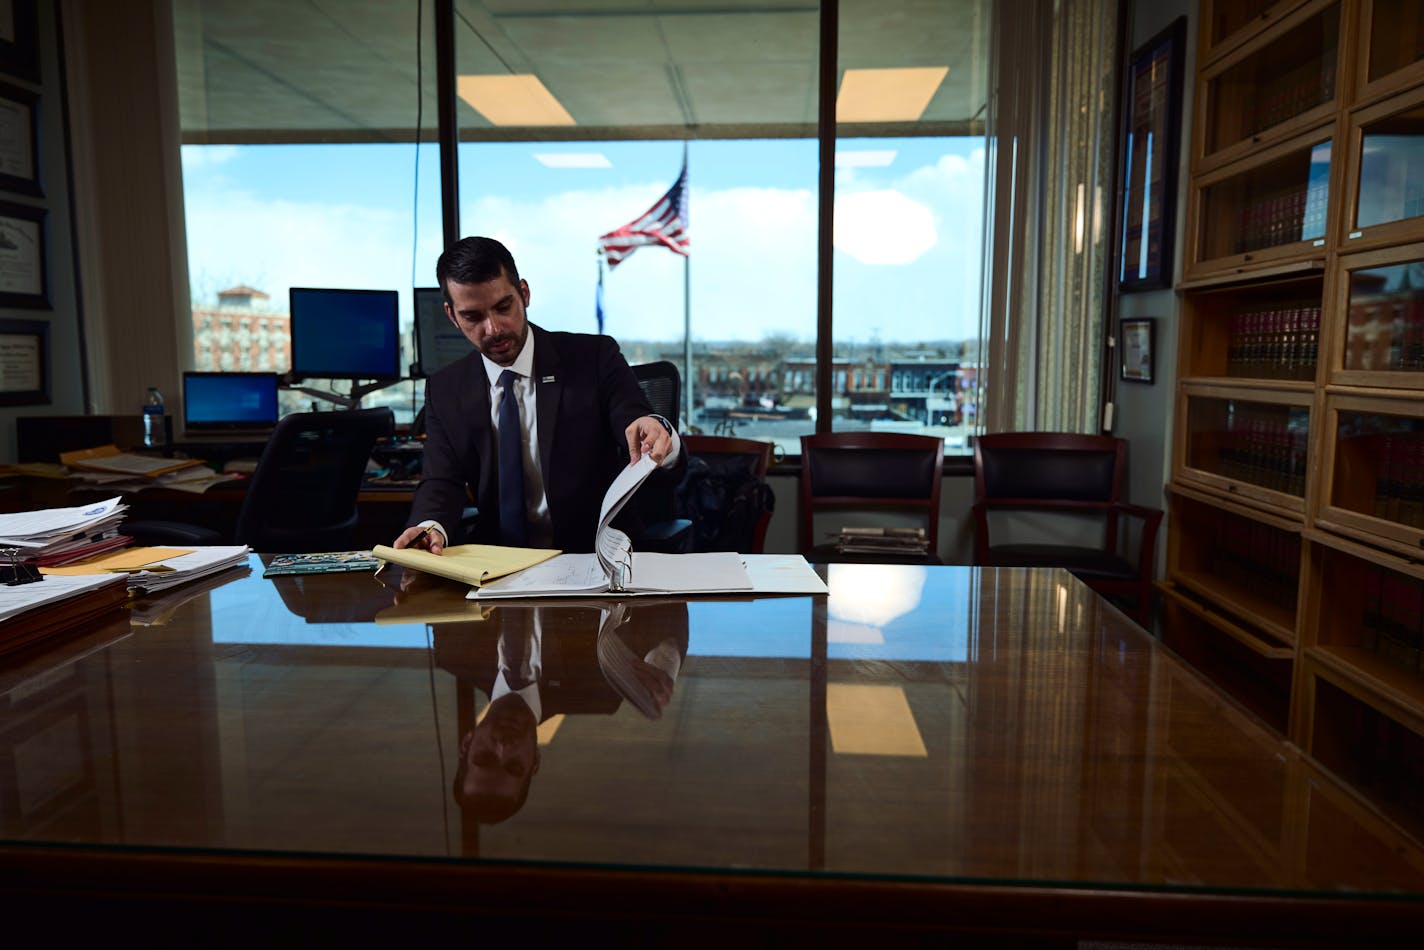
xmin=393 ymin=236 xmax=683 ymax=554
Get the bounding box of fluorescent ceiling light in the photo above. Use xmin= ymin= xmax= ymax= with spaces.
xmin=457 ymin=74 xmax=575 ymax=126
xmin=836 ymin=67 xmax=949 ymax=123
xmin=835 ymin=150 xmax=897 ymax=168
xmin=534 ymin=153 xmax=612 ymax=168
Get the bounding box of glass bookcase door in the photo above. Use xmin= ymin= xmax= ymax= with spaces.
xmin=1363 ymin=0 xmax=1424 ymax=92
xmin=1178 ymin=386 xmax=1312 ymax=510
xmin=1202 ymin=2 xmax=1339 ymax=160
xmin=1319 ymin=395 xmax=1424 ymax=553
xmin=1202 ymin=0 xmax=1285 ymax=60
xmin=1193 ymin=136 xmax=1332 ymax=271
xmin=1336 ymin=244 xmax=1424 ymax=386
xmin=1345 ymin=91 xmax=1424 ymax=253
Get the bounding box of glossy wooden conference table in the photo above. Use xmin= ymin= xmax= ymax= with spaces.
xmin=0 ymin=558 xmax=1421 ymax=943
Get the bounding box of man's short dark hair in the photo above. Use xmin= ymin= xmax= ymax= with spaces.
xmin=452 ymin=747 xmax=534 ymax=825
xmin=436 ymin=236 xmax=522 ymax=307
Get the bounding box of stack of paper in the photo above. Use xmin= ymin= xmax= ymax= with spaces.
xmin=0 ymin=496 xmax=130 ymax=563
xmin=0 ymin=572 xmax=130 ymax=657
xmin=835 ymin=526 xmax=930 ymax=557
xmin=42 ymin=545 xmax=252 ymax=596
xmin=59 ymin=445 xmax=239 ymax=494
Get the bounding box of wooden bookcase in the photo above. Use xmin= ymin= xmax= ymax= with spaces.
xmin=1164 ymin=0 xmax=1424 ymax=825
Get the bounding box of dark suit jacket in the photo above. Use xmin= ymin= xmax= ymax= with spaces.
xmin=410 ymin=323 xmax=681 ymax=552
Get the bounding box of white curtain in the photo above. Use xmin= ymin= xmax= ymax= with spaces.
xmin=980 ymin=0 xmax=1121 ymax=434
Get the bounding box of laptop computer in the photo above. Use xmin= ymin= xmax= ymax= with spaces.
xmin=181 ymin=371 xmax=280 ymax=441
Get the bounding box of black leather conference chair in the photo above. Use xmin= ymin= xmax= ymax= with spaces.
xmin=126 ymin=407 xmax=395 ymax=553
xmin=799 ymin=432 xmax=945 ymax=564
xmin=972 ymin=432 xmax=1162 ymax=627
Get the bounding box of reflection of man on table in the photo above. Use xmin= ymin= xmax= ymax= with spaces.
xmin=392 ymin=236 xmax=684 ymax=555
xmin=436 ymin=599 xmax=689 ymax=824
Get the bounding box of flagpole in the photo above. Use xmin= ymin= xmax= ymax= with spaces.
xmin=681 ymin=141 xmax=692 ymax=432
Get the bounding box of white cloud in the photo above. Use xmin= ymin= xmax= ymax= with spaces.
xmin=833 ymin=190 xmax=937 ymax=266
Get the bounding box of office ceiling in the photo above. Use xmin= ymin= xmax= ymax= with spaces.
xmin=172 ymin=0 xmax=990 ymax=143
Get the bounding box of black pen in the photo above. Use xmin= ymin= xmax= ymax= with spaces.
xmin=410 ymin=525 xmax=435 ymax=549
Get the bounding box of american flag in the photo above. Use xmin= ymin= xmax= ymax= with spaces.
xmin=597 ymin=161 xmax=689 ymax=269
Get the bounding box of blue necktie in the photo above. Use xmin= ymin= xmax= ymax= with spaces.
xmin=498 ymin=370 xmax=528 ymax=547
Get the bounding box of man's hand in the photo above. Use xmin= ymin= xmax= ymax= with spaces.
xmin=393 ymin=523 xmax=446 ymax=555
xmin=629 ymin=660 xmax=675 ymax=718
xmin=625 ymin=415 xmax=672 ymax=465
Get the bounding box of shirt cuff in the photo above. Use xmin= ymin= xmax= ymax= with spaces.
xmin=416 ymin=519 xmax=448 ymax=545
xmin=650 ymin=414 xmax=681 ymax=468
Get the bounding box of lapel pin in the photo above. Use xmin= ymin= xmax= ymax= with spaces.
xmin=542 ymin=375 xmax=556 ymax=383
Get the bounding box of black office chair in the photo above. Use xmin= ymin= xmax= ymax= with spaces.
xmin=126 ymin=408 xmax=395 ymax=553
xmin=629 ymin=361 xmax=692 ymax=553
xmin=631 ymin=360 xmax=682 ymax=428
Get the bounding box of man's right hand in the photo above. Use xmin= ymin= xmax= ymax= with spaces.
xmin=394 ymin=523 xmax=446 ymax=555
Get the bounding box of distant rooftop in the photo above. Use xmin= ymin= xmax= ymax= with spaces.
xmin=217 ymin=285 xmax=271 ymax=306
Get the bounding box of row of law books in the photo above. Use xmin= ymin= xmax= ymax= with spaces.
xmin=1208 ymin=514 xmax=1301 ymax=611
xmin=1232 ymin=182 xmax=1328 ymax=254
xmin=1373 ymin=432 xmax=1424 ymax=529
xmin=1239 ymin=57 xmax=1334 ymax=141
xmin=1225 ymin=303 xmax=1320 ymax=380
xmin=1361 ymin=568 xmax=1424 ymax=675
xmin=1211 ymin=409 xmax=1309 ymax=496
xmin=1345 ymin=299 xmax=1424 ymax=373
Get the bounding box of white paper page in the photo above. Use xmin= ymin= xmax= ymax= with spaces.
xmin=627 ymin=551 xmax=752 ymax=593
xmin=599 ymin=454 xmax=656 ymax=529
xmin=0 ymin=572 xmax=128 ymax=623
xmin=469 ymin=553 xmax=610 ymax=599
xmin=594 ymin=455 xmax=655 ymax=580
xmin=72 ymin=453 xmax=194 ymax=476
xmin=740 ymin=554 xmax=830 ymax=594
xmin=0 ymin=497 xmax=127 ymax=541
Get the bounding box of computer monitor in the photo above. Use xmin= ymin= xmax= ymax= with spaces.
xmin=288 ymin=287 xmax=402 ymax=380
xmin=412 ymin=286 xmax=474 ymax=377
xmin=181 ymin=371 xmax=280 ymax=435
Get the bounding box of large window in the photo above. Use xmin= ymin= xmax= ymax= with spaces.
xmin=172 ymin=0 xmax=991 ymax=453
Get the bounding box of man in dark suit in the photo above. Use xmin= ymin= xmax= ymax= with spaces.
xmin=392 ymin=236 xmax=682 ymax=553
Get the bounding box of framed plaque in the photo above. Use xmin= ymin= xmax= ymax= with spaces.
xmin=0 ymin=200 xmax=48 ymax=308
xmin=0 ymin=80 xmax=40 ymax=195
xmin=0 ymin=317 xmax=49 ymax=405
xmin=1119 ymin=18 xmax=1185 ymax=292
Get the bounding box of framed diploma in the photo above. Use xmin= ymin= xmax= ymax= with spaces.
xmin=1118 ymin=18 xmax=1185 ymax=292
xmin=0 ymin=0 xmax=39 ymax=82
xmin=0 ymin=317 xmax=49 ymax=405
xmin=0 ymin=200 xmax=47 ymax=309
xmin=1120 ymin=318 xmax=1155 ymax=384
xmin=0 ymin=80 xmax=40 ymax=195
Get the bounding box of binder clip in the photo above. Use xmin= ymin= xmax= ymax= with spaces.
xmin=0 ymin=547 xmax=42 ymax=586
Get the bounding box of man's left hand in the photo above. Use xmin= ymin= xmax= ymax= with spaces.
xmin=626 ymin=415 xmax=673 ymax=464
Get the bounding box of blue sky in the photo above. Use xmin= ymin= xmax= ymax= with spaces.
xmin=181 ymin=137 xmax=984 ymax=345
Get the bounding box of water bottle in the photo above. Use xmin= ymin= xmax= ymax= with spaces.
xmin=142 ymin=387 xmax=165 ymax=449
